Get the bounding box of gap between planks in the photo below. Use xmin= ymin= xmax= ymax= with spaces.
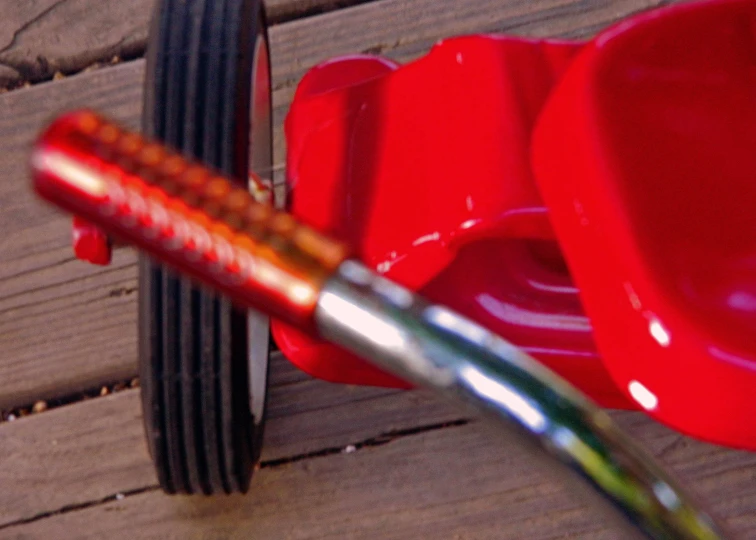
xmin=0 ymin=374 xmax=754 ymax=537
xmin=0 ymin=0 xmax=387 ymax=88
xmin=0 ymin=350 xmax=465 ymax=527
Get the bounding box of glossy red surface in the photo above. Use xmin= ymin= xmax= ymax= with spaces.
xmin=72 ymin=216 xmax=111 ymax=265
xmin=532 ymin=0 xmax=756 ymax=449
xmin=274 ymin=39 xmax=634 ymax=407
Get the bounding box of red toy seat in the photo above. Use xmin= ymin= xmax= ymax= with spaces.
xmin=532 ymin=0 xmax=756 ymax=449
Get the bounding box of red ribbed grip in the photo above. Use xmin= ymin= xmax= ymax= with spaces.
xmin=31 ymin=110 xmax=349 ymax=330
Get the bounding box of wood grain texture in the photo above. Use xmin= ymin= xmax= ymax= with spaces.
xmin=0 ymin=0 xmax=373 ymax=87
xmin=0 ymin=0 xmax=150 ymax=86
xmin=0 ymin=62 xmax=144 ymax=410
xmin=0 ymin=386 xmax=754 ymax=538
xmin=0 ymin=352 xmax=461 ymax=527
xmin=0 ymin=0 xmax=677 ymax=410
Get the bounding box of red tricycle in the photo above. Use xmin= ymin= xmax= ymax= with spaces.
xmin=37 ymin=0 xmax=755 ymax=537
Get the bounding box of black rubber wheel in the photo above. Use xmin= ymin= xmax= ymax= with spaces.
xmin=139 ymin=0 xmax=273 ymax=495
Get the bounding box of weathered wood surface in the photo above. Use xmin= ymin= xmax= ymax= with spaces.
xmin=0 ymin=0 xmax=150 ymax=86
xmin=0 ymin=375 xmax=755 ymax=538
xmin=0 ymin=0 xmax=676 ymax=411
xmin=0 ymin=353 xmax=465 ymax=528
xmin=0 ymin=0 xmax=751 ymax=538
xmin=0 ymin=0 xmax=371 ymax=87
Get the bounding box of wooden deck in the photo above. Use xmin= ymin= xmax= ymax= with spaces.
xmin=1 ymin=0 xmax=755 ymax=537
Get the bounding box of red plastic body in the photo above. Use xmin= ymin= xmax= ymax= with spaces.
xmin=72 ymin=216 xmax=112 ymax=265
xmin=275 ymin=0 xmax=756 ymax=449
xmin=275 ymin=38 xmax=628 ymax=404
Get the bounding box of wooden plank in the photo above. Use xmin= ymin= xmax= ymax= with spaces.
xmin=0 ymin=0 xmax=372 ymax=87
xmin=0 ymin=0 xmax=678 ymax=408
xmin=0 ymin=63 xmax=144 ymax=410
xmin=0 ymin=353 xmax=461 ymax=527
xmin=0 ymin=386 xmax=754 ymax=538
xmin=0 ymin=0 xmax=151 ymax=87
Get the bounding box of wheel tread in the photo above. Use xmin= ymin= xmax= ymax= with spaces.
xmin=139 ymin=0 xmax=268 ymax=496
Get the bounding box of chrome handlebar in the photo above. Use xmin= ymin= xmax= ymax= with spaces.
xmin=315 ymin=261 xmax=727 ymax=540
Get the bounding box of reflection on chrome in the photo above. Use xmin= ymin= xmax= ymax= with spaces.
xmin=426 ymin=305 xmax=489 ymax=346
xmin=315 ymin=261 xmax=726 ymax=540
xmin=318 ymin=290 xmax=408 ymax=351
xmin=460 ymin=365 xmax=546 ymax=432
xmin=654 ymin=480 xmax=683 ymax=511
